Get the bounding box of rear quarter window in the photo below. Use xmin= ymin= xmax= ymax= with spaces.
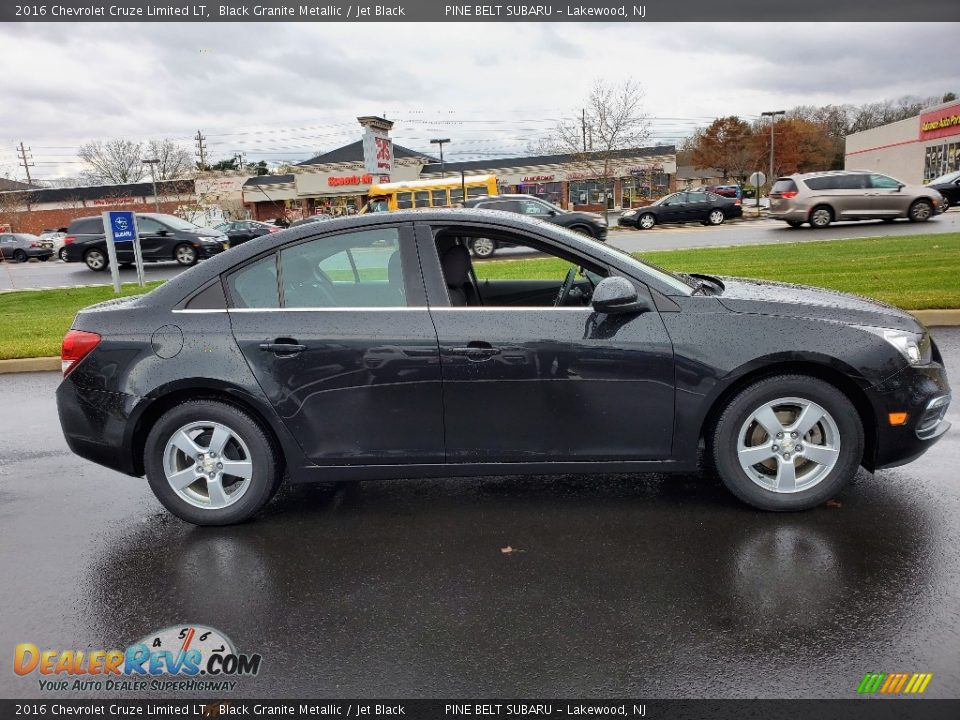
xmin=68 ymin=218 xmax=104 ymax=234
xmin=803 ymin=177 xmax=834 ymax=191
xmin=771 ymin=179 xmax=799 ymax=194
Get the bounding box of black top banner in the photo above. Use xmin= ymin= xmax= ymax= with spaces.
xmin=3 ymin=0 xmax=960 ymax=22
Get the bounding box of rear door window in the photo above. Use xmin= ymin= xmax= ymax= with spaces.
xmin=834 ymin=174 xmax=869 ymax=190
xmin=226 ymin=255 xmax=280 ymax=309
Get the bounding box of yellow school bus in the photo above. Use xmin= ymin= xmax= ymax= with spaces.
xmin=363 ymin=174 xmax=499 ymax=213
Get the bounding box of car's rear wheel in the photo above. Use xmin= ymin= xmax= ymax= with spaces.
xmin=58 ymin=248 xmax=68 ymax=262
xmin=144 ymin=400 xmax=281 ymax=525
xmin=470 ymin=237 xmax=497 ymax=258
xmin=786 ymin=220 xmax=804 ymax=228
xmin=174 ymin=243 xmax=198 ymax=266
xmin=808 ymin=206 xmax=833 ymax=228
xmin=908 ymin=199 xmax=933 ymax=222
xmin=707 ymin=209 xmax=725 ymax=226
xmin=638 ymin=213 xmax=656 ymax=230
xmin=709 ymin=375 xmax=863 ymax=511
xmin=84 ymin=249 xmax=107 ymax=271
xmin=13 ymin=249 xmax=27 ymax=263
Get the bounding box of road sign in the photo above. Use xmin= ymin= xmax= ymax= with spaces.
xmin=102 ymin=211 xmax=145 ymax=294
xmin=748 ymin=171 xmax=767 ymax=188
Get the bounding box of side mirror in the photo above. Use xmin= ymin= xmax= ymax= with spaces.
xmin=157 ymin=229 xmax=170 ymax=236
xmin=897 ymin=184 xmax=905 ymax=192
xmin=548 ymin=209 xmax=557 ymax=216
xmin=591 ymin=276 xmax=651 ymax=315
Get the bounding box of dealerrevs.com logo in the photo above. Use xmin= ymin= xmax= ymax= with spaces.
xmin=14 ymin=625 xmax=262 ymax=693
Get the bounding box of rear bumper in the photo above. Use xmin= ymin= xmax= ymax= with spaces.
xmin=868 ymin=362 xmax=951 ymax=470
xmin=769 ymin=207 xmax=808 ymax=222
xmin=56 ymin=377 xmax=148 ymax=477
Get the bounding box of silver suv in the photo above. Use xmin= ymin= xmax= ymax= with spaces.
xmin=769 ymin=170 xmax=946 ymax=228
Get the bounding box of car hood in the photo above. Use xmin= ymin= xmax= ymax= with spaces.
xmin=715 ymin=276 xmax=922 ymax=332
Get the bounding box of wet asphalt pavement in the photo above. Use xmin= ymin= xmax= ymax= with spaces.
xmin=1 ymin=329 xmax=959 ymax=700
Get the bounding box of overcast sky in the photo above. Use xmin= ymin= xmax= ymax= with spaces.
xmin=1 ymin=21 xmax=957 ymax=182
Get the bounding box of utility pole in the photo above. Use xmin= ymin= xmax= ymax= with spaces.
xmin=142 ymin=159 xmax=161 ymax=212
xmin=17 ymin=142 xmax=34 ymax=186
xmin=582 ymin=109 xmax=587 ymax=152
xmin=760 ymin=110 xmax=786 ymax=187
xmin=194 ymin=130 xmax=208 ymax=170
xmin=430 ymin=138 xmax=450 ymax=178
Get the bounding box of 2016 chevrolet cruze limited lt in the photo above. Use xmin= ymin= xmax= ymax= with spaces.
xmin=56 ymin=210 xmax=951 ymax=525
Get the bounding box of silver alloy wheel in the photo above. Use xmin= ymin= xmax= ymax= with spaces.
xmin=708 ymin=209 xmax=725 ymax=225
xmin=85 ymin=250 xmax=106 ymax=270
xmin=736 ymin=397 xmax=841 ymax=494
xmin=639 ymin=213 xmax=655 ymax=230
xmin=910 ymin=201 xmax=932 ymax=221
xmin=162 ymin=420 xmax=254 ymax=510
xmin=176 ymin=244 xmax=197 ymax=265
xmin=810 ymin=208 xmax=832 ymax=227
xmin=471 ymin=238 xmax=495 ymax=257
xmin=59 ymin=248 xmax=67 ymax=262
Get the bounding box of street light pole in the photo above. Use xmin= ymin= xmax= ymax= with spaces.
xmin=430 ymin=138 xmax=450 ymax=178
xmin=142 ymin=158 xmax=160 ymax=212
xmin=760 ymin=110 xmax=785 ymax=187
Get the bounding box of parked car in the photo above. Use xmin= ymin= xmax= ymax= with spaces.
xmin=460 ymin=194 xmax=607 ymax=257
xmin=926 ymin=170 xmax=960 ymax=210
xmin=56 ymin=210 xmax=950 ymax=525
xmin=288 ymin=214 xmax=334 ymax=228
xmin=214 ymin=220 xmax=279 ymax=248
xmin=619 ymin=191 xmax=743 ymax=230
xmin=768 ymin=171 xmax=947 ymax=228
xmin=38 ymin=229 xmax=69 ymax=260
xmin=0 ymin=232 xmax=54 ymax=262
xmin=703 ymin=184 xmax=743 ymax=200
xmin=63 ymin=213 xmax=229 ymax=271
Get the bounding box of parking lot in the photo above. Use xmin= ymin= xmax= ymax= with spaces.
xmin=2 ymin=212 xmax=958 ymax=291
xmin=1 ymin=328 xmax=957 ymax=699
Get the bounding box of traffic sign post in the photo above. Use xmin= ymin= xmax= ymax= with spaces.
xmin=748 ymin=171 xmax=767 ymax=209
xmin=101 ymin=211 xmax=143 ymax=294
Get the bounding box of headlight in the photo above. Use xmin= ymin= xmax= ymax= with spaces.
xmin=856 ymin=326 xmax=928 ymax=365
xmin=622 ymin=210 xmax=637 ymax=217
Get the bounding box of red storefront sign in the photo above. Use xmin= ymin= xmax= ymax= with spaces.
xmin=521 ymin=175 xmax=555 ymax=182
xmin=919 ymin=103 xmax=960 ymax=141
xmin=327 ymin=174 xmax=373 ymax=187
xmin=91 ymin=197 xmax=145 ymax=206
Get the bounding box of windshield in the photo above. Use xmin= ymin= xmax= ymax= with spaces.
xmin=929 ymin=170 xmax=960 ymax=185
xmin=157 ymin=216 xmax=201 ymax=231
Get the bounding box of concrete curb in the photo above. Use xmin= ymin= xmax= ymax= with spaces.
xmin=0 ymin=357 xmax=60 ymax=373
xmin=1 ymin=310 xmax=959 ymax=375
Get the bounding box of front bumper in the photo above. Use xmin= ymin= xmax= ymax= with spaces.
xmin=197 ymin=242 xmax=227 ymax=258
xmin=617 ymin=214 xmax=638 ymax=228
xmin=868 ymin=361 xmax=951 ymax=470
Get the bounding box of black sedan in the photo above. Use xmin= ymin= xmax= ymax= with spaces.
xmin=214 ymin=220 xmax=279 ymax=247
xmin=619 ymin=191 xmax=743 ymax=230
xmin=56 ymin=210 xmax=950 ymax=525
xmin=461 ymin=194 xmax=607 ymax=256
xmin=927 ymin=170 xmax=960 ymax=210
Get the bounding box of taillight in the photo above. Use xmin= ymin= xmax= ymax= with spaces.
xmin=61 ymin=330 xmax=101 ymax=376
xmin=779 ymin=191 xmax=798 ymax=199
xmin=734 ymin=199 xmax=742 ymax=206
xmin=268 ymin=227 xmax=280 ymax=233
xmin=64 ymin=235 xmax=76 ymax=244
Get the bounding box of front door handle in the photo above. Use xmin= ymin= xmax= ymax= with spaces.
xmin=260 ymin=340 xmax=307 ymax=355
xmin=450 ymin=342 xmax=501 ymax=361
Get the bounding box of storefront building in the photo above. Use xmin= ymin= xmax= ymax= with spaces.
xmin=845 ymin=99 xmax=960 ymax=184
xmin=418 ymin=146 xmax=676 ymax=211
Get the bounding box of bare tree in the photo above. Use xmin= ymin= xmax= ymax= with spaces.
xmin=0 ymin=191 xmax=30 ymax=231
xmin=146 ymin=138 xmax=193 ymax=180
xmin=78 ymin=139 xmax=145 ymax=185
xmin=545 ymin=78 xmax=651 ymax=180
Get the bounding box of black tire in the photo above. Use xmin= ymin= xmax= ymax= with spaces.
xmin=808 ymin=205 xmax=833 ymax=228
xmin=786 ymin=220 xmax=804 ymax=228
xmin=13 ymin=249 xmax=27 ymax=263
xmin=570 ymin=224 xmax=596 ymax=238
xmin=144 ymin=400 xmax=282 ymax=525
xmin=58 ymin=248 xmax=68 ymax=262
xmin=469 ymin=237 xmax=497 ymax=258
xmin=174 ymin=243 xmax=198 ymax=266
xmin=707 ymin=209 xmax=725 ymax=226
xmin=908 ymin=199 xmax=933 ymax=223
xmin=708 ymin=374 xmax=863 ymax=511
xmin=637 ymin=213 xmax=656 ymax=230
xmin=84 ymin=248 xmax=107 ymax=271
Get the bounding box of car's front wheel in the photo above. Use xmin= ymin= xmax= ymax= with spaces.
xmin=470 ymin=237 xmax=497 ymax=258
xmin=908 ymin=199 xmax=933 ymax=222
xmin=174 ymin=243 xmax=198 ymax=266
xmin=638 ymin=213 xmax=656 ymax=230
xmin=707 ymin=209 xmax=725 ymax=226
xmin=144 ymin=400 xmax=281 ymax=525
xmin=709 ymin=375 xmax=863 ymax=511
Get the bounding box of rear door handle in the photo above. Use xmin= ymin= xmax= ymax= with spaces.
xmin=450 ymin=342 xmax=501 ymax=361
xmin=260 ymin=340 xmax=307 ymax=355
